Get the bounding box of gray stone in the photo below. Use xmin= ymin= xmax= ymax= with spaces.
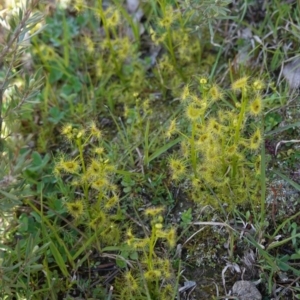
xmin=283 ymin=57 xmax=300 ymax=89
xmin=231 ymin=280 xmax=262 ymax=300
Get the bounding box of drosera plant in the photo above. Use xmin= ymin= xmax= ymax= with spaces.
xmin=166 ymin=75 xmax=266 ymax=214
xmin=34 ymin=117 xmax=182 ymax=299
xmin=163 ymin=67 xmax=300 ymax=297
xmin=161 ymin=74 xmax=273 ymax=289
xmin=53 ymin=121 xmax=122 ymax=244
xmin=113 ymin=206 xmax=178 ymax=300
xmin=18 ymin=120 xmax=126 ymax=298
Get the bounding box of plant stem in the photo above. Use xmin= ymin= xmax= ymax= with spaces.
xmin=232 ymin=88 xmax=248 ymax=177
xmin=190 ymin=121 xmax=197 ymax=177
xmin=260 ymin=116 xmax=266 ymax=223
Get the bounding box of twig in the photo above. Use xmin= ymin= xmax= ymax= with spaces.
xmin=275 ymin=139 xmax=300 ymax=155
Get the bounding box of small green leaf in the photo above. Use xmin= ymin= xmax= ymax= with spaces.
xmin=123 ymin=186 xmax=131 ymax=193
xmin=18 ymin=213 xmax=29 ymax=232
xmin=291 ymin=253 xmax=300 ymax=260
xmin=130 ymin=251 xmax=138 ymax=260
xmin=116 ymin=257 xmax=126 ymax=268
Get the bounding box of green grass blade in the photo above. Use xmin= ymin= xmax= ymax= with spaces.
xmin=49 ymin=242 xmax=69 ymax=277
xmin=148 ymin=136 xmax=183 ymax=163
xmin=26 ymin=200 xmax=75 ymax=269
xmin=265 ymin=121 xmax=300 ymax=136
xmin=269 ymin=210 xmax=300 ymax=239
xmin=260 ymin=117 xmax=266 ymax=222
xmin=271 ymin=169 xmax=300 ymax=191
xmin=267 ymin=233 xmax=300 ymax=251
xmin=144 ymin=119 xmax=150 ymax=165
